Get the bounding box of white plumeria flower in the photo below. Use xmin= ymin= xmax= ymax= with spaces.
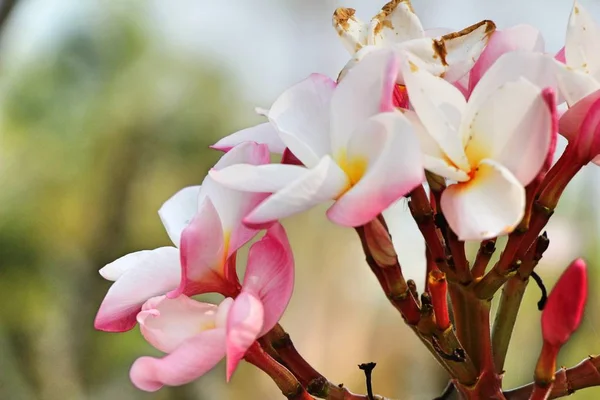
xmin=402 ymin=54 xmax=557 ymax=240
xmin=333 ymin=0 xmax=495 ymax=83
xmin=555 ymin=1 xmax=600 ymax=106
xmin=209 ymin=50 xmax=424 ymax=228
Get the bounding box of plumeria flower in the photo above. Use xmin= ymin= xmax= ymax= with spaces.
xmin=333 ymin=0 xmax=495 ymax=83
xmin=402 ymin=53 xmax=557 ymax=240
xmin=209 ymin=50 xmax=424 ymax=228
xmin=94 ymin=142 xmax=270 ymax=332
xmin=129 ymin=223 xmax=295 ymax=391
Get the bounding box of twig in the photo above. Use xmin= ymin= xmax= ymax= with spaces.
xmin=358 ymin=363 xmax=376 ymax=400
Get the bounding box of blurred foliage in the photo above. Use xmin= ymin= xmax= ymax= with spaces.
xmin=0 ymin=1 xmax=598 ymax=400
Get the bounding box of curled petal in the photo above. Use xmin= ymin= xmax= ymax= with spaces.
xmin=94 ymin=247 xmax=181 ymax=332
xmin=440 ymin=159 xmax=525 ymax=241
xmin=368 ymin=0 xmax=424 ymax=46
xmin=211 ymin=123 xmax=286 ymax=154
xmin=269 ymin=74 xmax=336 ymax=168
xmin=209 ymin=163 xmax=308 ymax=193
xmin=559 ymin=88 xmax=600 ymax=141
xmin=243 ymin=156 xmax=349 ymax=228
xmin=333 ymin=8 xmax=368 ymax=53
xmin=327 ymin=112 xmax=424 ymax=227
xmin=331 ymin=49 xmax=399 ymax=154
xmin=463 ymin=79 xmax=555 ymax=185
xmin=226 ymin=292 xmax=264 ymax=381
xmin=158 ymin=186 xmax=200 ymax=248
xmin=138 ymin=295 xmax=219 ymax=353
xmin=100 ymin=250 xmax=152 ymax=281
xmin=130 ymin=329 xmax=226 ymax=392
xmin=243 ymin=223 xmax=294 ymax=335
xmin=469 ymin=25 xmax=545 ymax=92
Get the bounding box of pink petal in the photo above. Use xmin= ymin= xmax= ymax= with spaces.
xmin=332 ymin=8 xmax=368 ymax=54
xmin=469 ymin=25 xmax=545 ymax=93
xmin=402 ymin=59 xmax=469 ymax=170
xmin=209 ymin=163 xmax=308 ymax=193
xmin=242 ymin=223 xmax=294 ymax=335
xmin=171 ymin=197 xmax=226 ymax=298
xmin=211 ymin=123 xmax=286 ymax=154
xmin=327 ymin=112 xmax=424 ymax=227
xmin=130 ymin=328 xmax=226 ymax=392
xmin=463 ymin=80 xmax=555 ymax=186
xmin=94 ymin=247 xmax=180 ymax=332
xmin=243 ymin=156 xmax=349 ymax=228
xmin=573 ymin=94 xmax=600 ymax=163
xmin=330 ymin=49 xmax=399 ymax=154
xmin=201 ymin=142 xmax=270 ymax=256
xmin=555 ymin=46 xmax=566 ymax=64
xmin=368 ymin=0 xmax=424 ymax=46
xmin=226 ymin=292 xmax=264 ymax=381
xmin=268 ymin=74 xmax=336 ymax=168
xmin=158 ymin=186 xmax=200 ymax=248
xmin=565 ymin=1 xmax=600 ymax=80
xmin=281 ymin=148 xmax=304 ymax=166
xmin=441 ymin=159 xmax=525 ymax=241
xmin=559 ymin=88 xmax=600 ymax=141
xmin=137 ymin=295 xmax=220 ymax=353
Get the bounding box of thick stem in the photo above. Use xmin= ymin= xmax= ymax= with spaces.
xmin=504 ymin=356 xmax=600 ymax=400
xmin=472 ymin=239 xmax=496 ymax=278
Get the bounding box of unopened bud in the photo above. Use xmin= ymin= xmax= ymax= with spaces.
xmin=364 ymin=218 xmax=398 ymax=267
xmin=559 ymin=89 xmax=600 ymax=165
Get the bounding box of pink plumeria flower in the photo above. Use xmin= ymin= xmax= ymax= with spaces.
xmin=333 ymin=0 xmax=495 ymax=83
xmin=209 ymin=50 xmax=424 ymax=228
xmin=402 ymin=53 xmax=557 ymax=240
xmin=129 ymin=223 xmax=294 ymax=391
xmin=94 ymin=142 xmax=269 ymax=332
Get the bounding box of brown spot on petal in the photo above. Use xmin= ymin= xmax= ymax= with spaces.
xmin=432 ymin=39 xmax=448 ymax=66
xmin=441 ymin=19 xmax=496 ymax=42
xmin=333 ymin=7 xmax=357 ymax=32
xmin=382 ymin=0 xmax=414 ymax=14
xmin=409 ymin=60 xmax=419 ymax=72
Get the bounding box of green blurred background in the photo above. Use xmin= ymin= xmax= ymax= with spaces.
xmin=0 ymin=0 xmax=598 ymax=399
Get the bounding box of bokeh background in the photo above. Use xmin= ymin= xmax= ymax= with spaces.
xmin=0 ymin=0 xmax=599 ymax=399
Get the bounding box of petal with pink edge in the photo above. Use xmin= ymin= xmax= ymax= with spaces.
xmin=209 ymin=163 xmax=308 ymax=193
xmin=244 ymin=156 xmax=349 ymax=228
xmin=559 ymin=88 xmax=600 ymax=141
xmin=368 ymin=0 xmax=424 ymax=46
xmin=556 ymin=46 xmax=566 ymax=64
xmin=243 ymin=223 xmax=294 ymax=335
xmin=158 ymin=186 xmax=200 ymax=248
xmin=201 ymin=142 xmax=270 ymax=256
xmin=463 ymin=79 xmax=554 ymax=185
xmin=211 ymin=123 xmax=286 ymax=154
xmin=566 ymin=1 xmax=600 ymax=79
xmin=138 ymin=295 xmax=219 ymax=353
xmin=331 ymin=49 xmax=399 ymax=154
xmin=94 ymin=247 xmax=181 ymax=332
xmin=573 ymin=94 xmax=600 ymax=163
xmin=99 ymin=250 xmax=153 ymax=281
xmin=469 ymin=25 xmax=545 ymax=92
xmin=440 ymin=159 xmax=525 ymax=241
xmin=333 ymin=8 xmax=368 ymax=53
xmin=130 ymin=328 xmax=226 ymax=392
xmin=268 ymin=74 xmax=336 ymax=168
xmin=172 ymin=197 xmax=225 ymax=298
xmin=402 ymin=59 xmax=469 ymax=170
xmin=328 ymin=112 xmax=424 ymax=227
xmin=226 ymin=292 xmax=264 ymax=381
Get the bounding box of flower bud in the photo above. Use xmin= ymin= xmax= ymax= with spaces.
xmin=541 ymin=258 xmax=588 ymax=347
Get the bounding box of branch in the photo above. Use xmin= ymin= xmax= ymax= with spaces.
xmin=504 ymin=356 xmax=600 ymax=400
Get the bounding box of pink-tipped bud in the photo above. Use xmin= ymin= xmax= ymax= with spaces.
xmin=541 ymin=258 xmax=588 ymax=347
xmin=559 ymin=89 xmax=600 ymax=165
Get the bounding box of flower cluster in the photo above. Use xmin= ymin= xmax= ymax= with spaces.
xmin=96 ymin=1 xmax=599 ymax=399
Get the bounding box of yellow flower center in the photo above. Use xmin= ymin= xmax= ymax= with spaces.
xmin=336 ymin=149 xmax=368 ymax=186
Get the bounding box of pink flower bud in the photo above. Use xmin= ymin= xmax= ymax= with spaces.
xmin=541 ymin=258 xmax=588 ymax=347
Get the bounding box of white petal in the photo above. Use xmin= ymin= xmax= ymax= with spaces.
xmin=244 ymin=156 xmax=349 ymax=226
xmin=100 ymin=250 xmax=154 ymax=281
xmin=368 ymin=0 xmax=424 ymax=46
xmin=328 ymin=112 xmax=424 ymax=227
xmin=159 ymin=186 xmax=200 ymax=248
xmin=211 ymin=123 xmax=286 ymax=154
xmin=463 ymin=79 xmax=553 ymax=185
xmin=331 ymin=49 xmax=399 ymax=154
xmin=95 ymin=247 xmax=181 ymax=332
xmin=269 ymin=74 xmax=336 ymax=168
xmin=333 ymin=8 xmax=369 ymax=53
xmin=209 ymin=164 xmax=309 ymax=193
xmin=566 ymin=2 xmax=600 ymax=79
xmin=138 ymin=295 xmax=219 ymax=353
xmin=402 ymin=59 xmax=469 ymax=170
xmin=440 ymin=159 xmax=525 ymax=241
xmin=555 ymin=63 xmax=600 ymax=106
